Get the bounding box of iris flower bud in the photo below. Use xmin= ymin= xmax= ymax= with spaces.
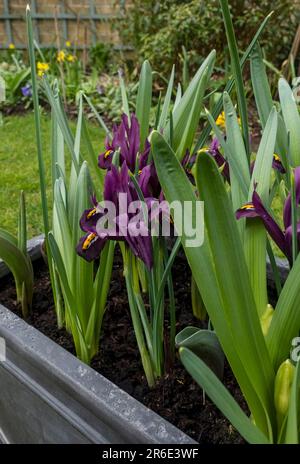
xmin=260 ymin=304 xmax=274 ymax=336
xmin=274 ymin=359 xmax=295 ymax=430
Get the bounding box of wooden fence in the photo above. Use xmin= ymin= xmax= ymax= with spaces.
xmin=0 ymin=0 xmax=127 ymax=49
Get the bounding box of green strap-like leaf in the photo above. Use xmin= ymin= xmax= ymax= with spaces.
xmin=136 ymin=60 xmax=152 ymax=151
xmin=250 ymin=44 xmax=274 ymax=128
xmin=176 ymin=67 xmax=208 ymax=159
xmin=119 ymin=70 xmax=130 ymax=121
xmin=249 ymin=107 xmax=278 ymax=203
xmin=267 ymin=253 xmax=300 ymax=370
xmin=196 ymin=153 xmax=275 ymax=426
xmin=18 ymin=191 xmax=27 ymax=255
xmin=176 ymin=328 xmax=224 ymax=380
xmin=0 ymin=228 xmax=33 ymax=317
xmin=193 ymin=12 xmax=273 ymax=154
xmin=166 ymin=50 xmax=215 ymax=152
xmin=223 ymin=91 xmax=249 ymax=222
xmin=245 ymin=108 xmax=278 ymax=316
xmin=180 ymin=347 xmax=270 ymax=444
xmin=26 ymin=6 xmax=50 ymax=237
xmin=51 ymin=105 xmax=65 ymax=192
xmin=205 ymin=109 xmax=249 ymax=198
xmin=151 ymin=131 xmax=273 ymax=435
xmin=219 ymin=0 xmax=249 ymax=157
xmin=285 ymin=361 xmax=300 ymax=444
xmin=279 ymin=78 xmax=300 ymax=167
xmin=158 ymin=65 xmax=175 ymax=131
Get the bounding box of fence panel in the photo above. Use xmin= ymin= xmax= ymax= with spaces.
xmin=0 ymin=0 xmax=126 ymax=49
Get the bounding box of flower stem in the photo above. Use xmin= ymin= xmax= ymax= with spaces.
xmin=124 ymin=251 xmax=155 ymax=388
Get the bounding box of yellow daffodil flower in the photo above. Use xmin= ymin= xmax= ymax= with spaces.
xmin=37 ymin=61 xmax=49 ymax=77
xmin=57 ymin=50 xmax=66 ymax=63
xmin=216 ymin=110 xmax=241 ymax=130
xmin=66 ymin=54 xmax=76 ymax=63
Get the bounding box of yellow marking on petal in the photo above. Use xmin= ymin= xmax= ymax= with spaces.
xmin=197 ymin=147 xmax=209 ymax=154
xmin=87 ymin=208 xmax=97 ymax=219
xmin=216 ymin=111 xmax=226 ymax=128
xmin=82 ymin=233 xmax=97 ymax=250
xmin=104 ymin=149 xmax=113 ymax=159
xmin=138 ymin=169 xmax=142 ymax=175
xmin=273 ymin=153 xmax=281 ymax=162
xmin=240 ymin=203 xmax=254 ymax=210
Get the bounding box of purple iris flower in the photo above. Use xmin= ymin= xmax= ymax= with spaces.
xmin=98 ymin=124 xmax=119 ymax=170
xmin=77 ymin=162 xmax=153 ymax=269
xmin=272 ymin=154 xmax=286 ymax=174
xmin=208 ymin=137 xmax=230 ymax=182
xmin=21 ymin=84 xmax=32 ymax=97
xmin=236 ymin=167 xmax=300 ymax=263
xmin=250 ymin=154 xmax=286 ymax=175
xmin=98 ymin=114 xmax=150 ymax=173
xmin=139 ymin=162 xmax=161 ymax=198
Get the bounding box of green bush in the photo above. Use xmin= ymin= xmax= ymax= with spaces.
xmin=89 ymin=43 xmax=111 ymax=71
xmin=118 ymin=0 xmax=299 ymax=76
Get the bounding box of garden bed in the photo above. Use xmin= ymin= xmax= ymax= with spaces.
xmin=0 ymin=249 xmax=247 ymax=444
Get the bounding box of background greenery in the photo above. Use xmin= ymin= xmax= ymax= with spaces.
xmin=0 ymin=113 xmax=105 ymax=238
xmin=118 ymin=0 xmax=299 ymax=77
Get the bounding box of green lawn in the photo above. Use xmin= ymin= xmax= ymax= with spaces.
xmin=0 ymin=113 xmax=105 ymax=238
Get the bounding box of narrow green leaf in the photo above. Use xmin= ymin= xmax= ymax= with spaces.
xmin=250 ymin=43 xmax=273 ymax=128
xmin=81 ymin=116 xmax=105 ymax=194
xmin=196 ymin=153 xmax=275 ymax=419
xmin=219 ymin=0 xmax=249 ymax=157
xmin=26 ymin=6 xmax=49 ymax=236
xmin=136 ymin=60 xmax=152 ymax=150
xmin=174 ymin=83 xmax=182 ymax=110
xmin=223 ymin=91 xmax=249 ymax=220
xmin=279 ymin=78 xmax=300 ymax=166
xmin=18 ymin=191 xmax=27 ymax=255
xmin=158 ymin=65 xmax=175 ymax=131
xmin=83 ymin=92 xmax=110 ymax=137
xmin=176 ymin=328 xmax=224 ymax=379
xmin=244 ymin=108 xmax=278 ymax=316
xmin=167 ymin=50 xmax=215 ymax=152
xmin=181 ymin=46 xmax=189 ymax=92
xmin=0 ymin=229 xmax=33 ymax=317
xmin=180 ymin=348 xmax=270 ymax=444
xmin=205 ymin=109 xmax=249 ymax=198
xmin=151 ymin=131 xmax=273 ymax=434
xmin=119 ymin=70 xmax=130 ymax=120
xmin=176 ymin=67 xmax=208 ymax=159
xmin=194 ymin=12 xmax=273 ymax=153
xmin=43 ymin=77 xmax=79 ymax=174
xmin=267 ymin=253 xmax=300 ymax=370
xmin=51 ymin=107 xmax=65 ymax=191
xmin=250 ymin=109 xmax=278 ymax=202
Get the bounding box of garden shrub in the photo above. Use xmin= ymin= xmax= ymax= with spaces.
xmin=118 ymin=0 xmax=299 ymax=76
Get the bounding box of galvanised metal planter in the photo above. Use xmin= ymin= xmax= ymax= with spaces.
xmin=0 ymin=236 xmax=194 ymax=444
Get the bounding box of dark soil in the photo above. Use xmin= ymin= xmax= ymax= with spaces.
xmin=0 ymin=254 xmax=247 ymax=444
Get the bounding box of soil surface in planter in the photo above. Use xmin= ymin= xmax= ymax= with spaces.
xmin=0 ymin=254 xmax=248 ymax=444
